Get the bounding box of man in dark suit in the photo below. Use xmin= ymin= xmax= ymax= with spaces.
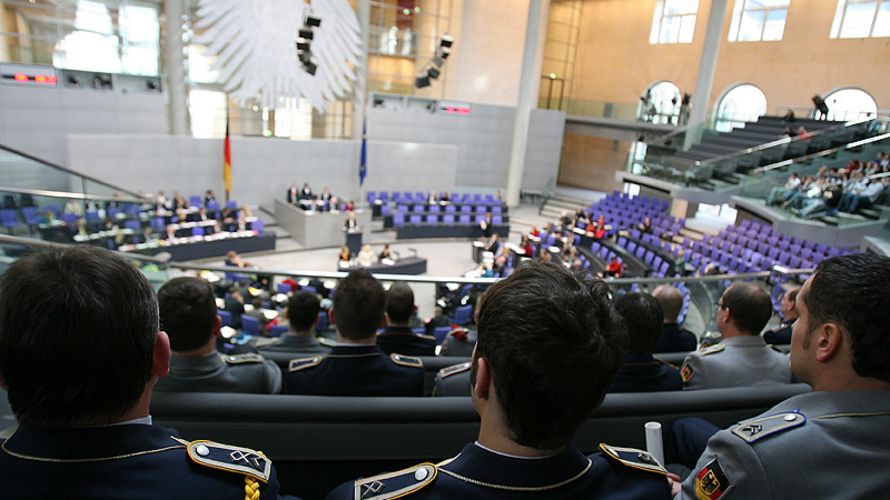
xmin=377 ymin=282 xmax=436 ymax=356
xmin=285 ymin=269 xmax=424 ymax=396
xmin=609 ymin=292 xmax=682 ymax=393
xmin=259 ymin=290 xmax=331 ymax=356
xmin=328 ymin=262 xmax=671 ymax=498
xmin=0 ymin=246 xmax=285 ymax=497
xmin=653 ymin=284 xmax=697 ymax=353
xmin=763 ymin=286 xmax=800 ymax=345
xmin=156 ymin=277 xmax=281 ymax=394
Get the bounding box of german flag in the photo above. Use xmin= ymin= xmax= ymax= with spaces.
xmin=223 ymin=112 xmax=232 ymax=200
xmin=694 ymin=458 xmax=731 ymax=500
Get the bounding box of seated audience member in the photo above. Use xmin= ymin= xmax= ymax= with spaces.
xmin=437 ymin=325 xmax=477 ymax=358
xmin=378 ymin=243 xmax=393 ymax=262
xmin=637 ymin=216 xmax=653 ymax=234
xmin=675 ymin=254 xmax=890 ymax=498
xmin=605 ymin=256 xmax=624 ymax=277
xmin=520 ymin=234 xmax=534 ymax=257
xmin=338 ymin=245 xmax=351 ymax=264
xmin=609 ymin=292 xmax=682 ymax=393
xmin=156 ymin=277 xmax=281 ymax=394
xmin=356 ymin=244 xmax=375 ymax=267
xmin=300 ymin=182 xmax=313 ymax=200
xmin=424 ymin=305 xmax=452 ymax=335
xmin=329 ymin=262 xmax=671 ymax=498
xmin=483 ymin=232 xmax=502 ymax=256
xmin=841 ymin=178 xmax=884 ymax=213
xmin=766 ymin=172 xmax=801 ymax=206
xmin=259 ymin=291 xmax=331 ymax=355
xmin=223 ymin=287 xmax=246 ymax=329
xmin=652 ymin=284 xmax=698 ymax=353
xmin=681 ymin=283 xmax=791 ymax=390
xmin=285 ymin=270 xmax=424 ymax=396
xmin=286 ymin=182 xmax=299 ymax=204
xmin=763 ymin=286 xmax=800 ymax=345
xmin=224 ymin=249 xmax=251 ymax=268
xmin=480 ymin=211 xmax=494 ymax=238
xmin=377 ymin=282 xmax=436 ymax=356
xmin=203 ymin=189 xmax=216 ymax=207
xmin=0 ymin=247 xmax=285 ymax=496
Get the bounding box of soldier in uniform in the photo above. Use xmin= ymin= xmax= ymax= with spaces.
xmin=653 ymin=284 xmax=697 ymax=353
xmin=156 ymin=277 xmax=282 ymax=394
xmin=676 ymin=254 xmax=890 ymax=498
xmin=377 ymin=282 xmax=436 ymax=356
xmin=681 ymin=282 xmax=791 ymax=390
xmin=259 ymin=290 xmax=332 ymax=356
xmin=327 ymin=262 xmax=672 ymax=498
xmin=285 ymin=270 xmax=424 ymax=396
xmin=609 ymin=292 xmax=682 ymax=393
xmin=762 ymin=286 xmax=800 ymax=345
xmin=0 ymin=246 xmax=287 ymax=498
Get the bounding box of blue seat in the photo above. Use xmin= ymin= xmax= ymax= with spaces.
xmin=218 ymin=310 xmax=234 ymax=327
xmin=268 ymin=325 xmax=288 ymax=338
xmin=303 ymin=286 xmax=318 ymax=295
xmin=453 ymin=304 xmax=473 ymax=325
xmin=434 ymin=326 xmax=452 ymax=345
xmin=316 ymin=311 xmax=329 ymax=334
xmin=443 ymin=214 xmax=455 ymax=225
xmin=21 ymin=206 xmax=40 ymax=226
xmin=0 ymin=209 xmax=20 ymax=232
xmin=409 ymin=215 xmax=422 ymax=225
xmin=240 ymin=315 xmax=262 ymax=335
xmin=252 ymin=219 xmax=265 ymax=233
xmin=276 ymin=283 xmax=292 ymax=294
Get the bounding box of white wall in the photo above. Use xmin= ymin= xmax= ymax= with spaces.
xmin=443 ymin=0 xmax=530 ymax=107
xmin=0 ymin=84 xmax=167 ymax=165
xmin=65 ymin=135 xmax=459 ymax=207
xmin=368 ymin=103 xmax=564 ymax=193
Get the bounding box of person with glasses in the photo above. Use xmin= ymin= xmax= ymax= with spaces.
xmin=680 ymin=283 xmax=791 ymax=390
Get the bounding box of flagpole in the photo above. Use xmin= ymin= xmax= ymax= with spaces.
xmin=223 ymin=103 xmax=232 ymax=203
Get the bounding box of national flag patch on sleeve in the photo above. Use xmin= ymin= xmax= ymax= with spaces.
xmin=681 ymin=363 xmax=694 ymax=383
xmin=694 ymin=458 xmax=731 ymax=500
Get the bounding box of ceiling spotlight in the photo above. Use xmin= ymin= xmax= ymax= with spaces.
xmin=296 ymin=41 xmax=311 ymax=51
xmin=415 ymin=74 xmax=430 ymax=88
xmin=431 ymin=56 xmax=444 ymax=67
xmin=427 ymin=67 xmax=440 ymax=79
xmin=299 ymin=29 xmax=314 ymax=40
xmin=306 ymin=16 xmax=322 ymax=27
xmin=437 ymin=46 xmax=451 ymax=59
xmin=440 ymin=34 xmax=454 ymax=48
xmin=303 ymin=61 xmax=318 ymax=75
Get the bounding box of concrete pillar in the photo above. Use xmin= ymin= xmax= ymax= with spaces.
xmin=684 ymin=0 xmax=728 ymax=149
xmin=164 ymin=0 xmax=189 ymax=136
xmin=505 ymin=0 xmax=549 ymax=207
xmin=352 ymin=0 xmax=371 ymax=141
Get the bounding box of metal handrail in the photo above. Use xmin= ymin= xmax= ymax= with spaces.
xmin=0 ymin=186 xmax=144 ymax=204
xmin=751 ymin=132 xmax=890 ymax=175
xmin=694 ymin=116 xmax=875 ymax=168
xmin=0 ymin=142 xmax=148 ymax=201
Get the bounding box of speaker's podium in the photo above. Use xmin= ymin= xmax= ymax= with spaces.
xmin=345 ymin=228 xmax=362 ymax=255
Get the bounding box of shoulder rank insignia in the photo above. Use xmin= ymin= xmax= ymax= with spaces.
xmin=731 ymin=412 xmax=805 ymax=443
xmin=390 ymin=353 xmax=423 ymax=369
xmin=680 ymin=362 xmax=694 ymax=383
xmin=598 ymin=444 xmax=667 ymax=476
xmin=318 ymin=337 xmax=337 ymax=347
xmin=185 ymin=440 xmax=272 ymax=483
xmin=769 ymin=345 xmax=787 ymax=353
xmin=354 ymin=463 xmax=437 ymax=499
xmin=694 ymin=458 xmax=732 ymax=500
xmin=288 ymin=355 xmax=324 ymax=373
xmin=701 ymin=343 xmax=726 ymax=356
xmin=439 ymin=362 xmax=471 ymax=379
xmin=223 ymin=353 xmax=264 ymax=365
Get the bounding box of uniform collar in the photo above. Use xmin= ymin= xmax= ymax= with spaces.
xmin=168 ymin=351 xmax=225 ymax=375
xmin=723 ymin=335 xmax=767 ymax=347
xmin=438 ymin=442 xmax=591 ymax=490
xmin=380 ymin=326 xmax=417 ymax=336
xmin=2 ymin=423 xmax=183 ymax=462
xmin=276 ymin=334 xmax=321 ymax=347
xmin=329 ymin=344 xmax=383 ymax=356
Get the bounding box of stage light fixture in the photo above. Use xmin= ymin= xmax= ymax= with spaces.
xmin=304 ymin=61 xmax=318 ymax=75
xmin=431 ymin=56 xmax=444 ymax=67
xmin=437 ymin=46 xmax=451 ymax=59
xmin=440 ymin=34 xmax=454 ymax=48
xmin=415 ymin=74 xmax=431 ymax=88
xmin=427 ymin=67 xmax=440 ymax=79
xmin=299 ymin=29 xmax=314 ymax=40
xmin=296 ymin=41 xmax=311 ymax=51
xmin=306 ymin=16 xmax=322 ymax=27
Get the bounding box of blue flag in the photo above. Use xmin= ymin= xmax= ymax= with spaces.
xmin=359 ymin=119 xmax=367 ymax=186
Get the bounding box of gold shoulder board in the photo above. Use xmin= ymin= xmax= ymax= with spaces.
xmin=288 ymin=355 xmax=324 ymax=373
xmin=701 ymin=343 xmax=726 ymax=356
xmin=599 ymin=443 xmax=668 ymax=476
xmin=439 ymin=362 xmax=471 ymax=379
xmin=224 ymin=353 xmax=265 ymax=365
xmin=390 ymin=353 xmax=423 ymax=369
xmin=354 ymin=463 xmax=437 ymax=499
xmin=731 ymin=412 xmax=805 ymax=443
xmin=185 ymin=440 xmax=272 ymax=483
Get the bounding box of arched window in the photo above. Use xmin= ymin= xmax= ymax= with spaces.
xmin=640 ymin=81 xmax=682 ymax=125
xmin=715 ymin=84 xmax=767 ymax=132
xmin=823 ymin=88 xmax=878 ymax=121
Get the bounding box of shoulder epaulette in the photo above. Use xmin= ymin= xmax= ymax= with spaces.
xmin=318 ymin=337 xmax=336 ymax=347
xmin=731 ymin=412 xmax=806 ymax=443
xmin=353 ymin=463 xmax=437 ymax=499
xmin=439 ymin=362 xmax=471 ymax=379
xmin=598 ymin=444 xmax=667 ymax=476
xmin=288 ymin=355 xmax=324 ymax=373
xmin=769 ymin=345 xmax=787 ymax=354
xmin=183 ymin=439 xmax=272 ymax=483
xmin=223 ymin=353 xmax=264 ymax=365
xmin=419 ymin=334 xmax=436 ymax=342
xmin=701 ymin=343 xmax=726 ymax=356
xmin=390 ymin=353 xmax=423 ymax=369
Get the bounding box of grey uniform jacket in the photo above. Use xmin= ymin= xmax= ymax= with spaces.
xmin=678 ymin=390 xmax=890 ymax=499
xmin=681 ymin=336 xmax=791 ymax=390
xmin=155 ymin=352 xmax=282 ymax=394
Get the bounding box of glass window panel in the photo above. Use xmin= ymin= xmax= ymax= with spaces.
xmin=762 ymin=8 xmax=788 ymax=40
xmin=679 ymin=15 xmax=697 ymax=42
xmin=873 ymin=1 xmax=890 ymax=36
xmin=119 ymin=5 xmax=159 ymax=43
xmin=660 ymin=15 xmax=680 ymax=43
xmin=121 ymin=46 xmax=158 ymax=76
xmin=738 ymin=10 xmax=766 ymax=41
xmin=839 ymin=1 xmax=877 ymax=38
xmin=189 ymin=90 xmax=227 ymax=139
xmin=716 ymin=84 xmax=767 ymax=130
xmin=823 ymin=88 xmax=878 ymax=120
xmin=187 ymin=45 xmax=220 ymax=84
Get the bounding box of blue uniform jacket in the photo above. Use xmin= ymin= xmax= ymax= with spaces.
xmin=608 ymin=354 xmax=683 ymax=393
xmin=377 ymin=327 xmax=437 ymax=356
xmin=0 ymin=422 xmax=286 ymax=499
xmin=326 ymin=442 xmax=671 ymax=499
xmin=654 ymin=324 xmax=697 ymax=353
xmin=285 ymin=344 xmax=424 ymax=396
